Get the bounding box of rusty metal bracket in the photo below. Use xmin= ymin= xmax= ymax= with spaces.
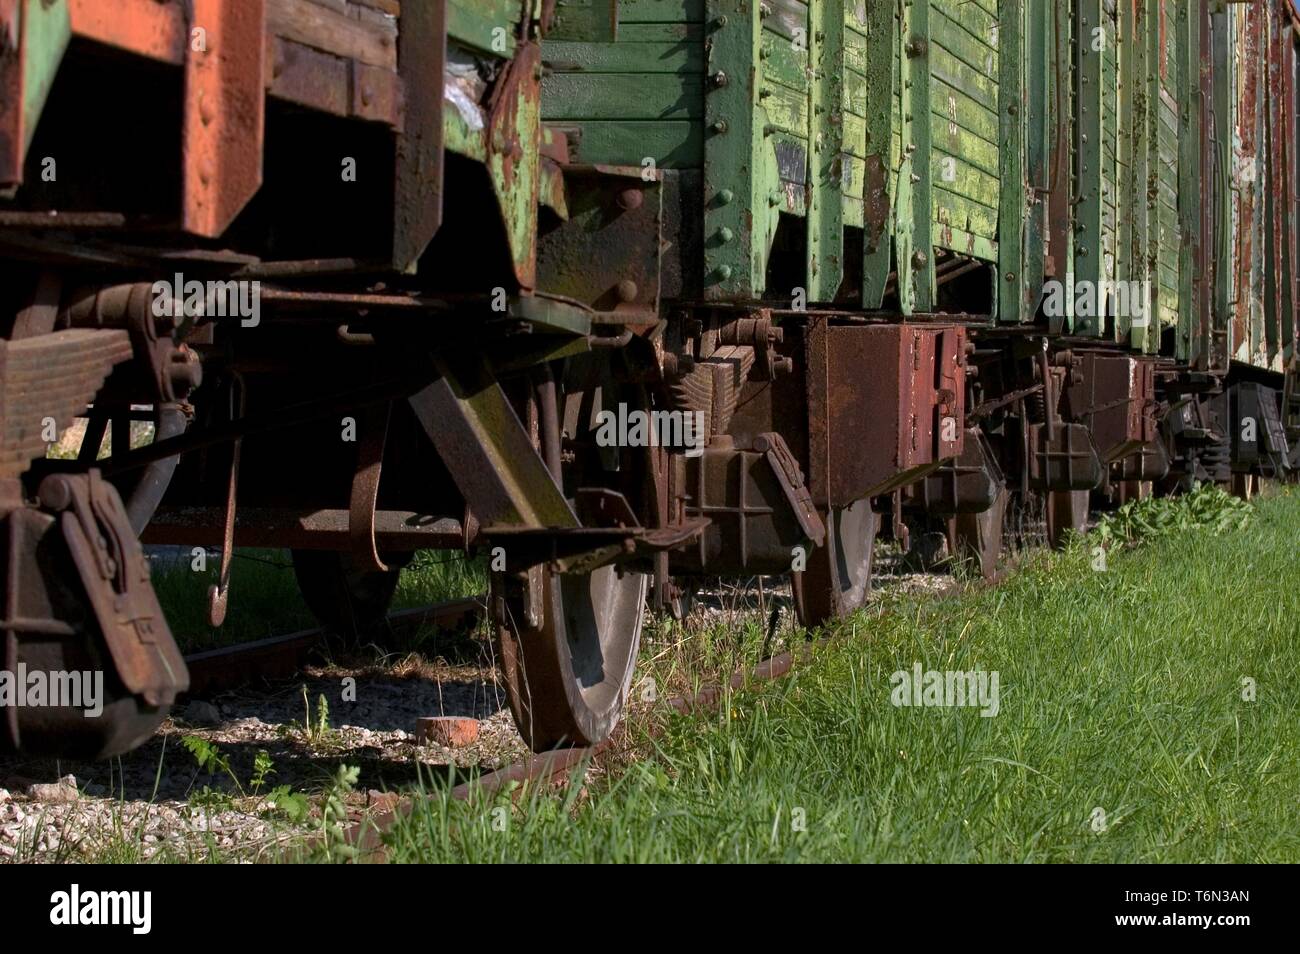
xmin=489 ymin=520 xmax=707 ymax=575
xmin=1114 ymin=439 xmax=1170 ymax=483
xmin=11 ymin=269 xmax=61 ymax=338
xmin=37 ymin=471 xmax=188 ymax=706
xmin=348 ymin=400 xmax=392 ymax=574
xmin=486 ymin=39 xmax=544 ymax=290
xmin=1028 ymin=422 xmax=1105 ymax=491
xmin=669 ymin=433 xmax=823 ymax=577
xmin=182 ymin=0 xmax=266 ymax=237
xmin=391 ymin=0 xmax=445 ymax=272
xmin=907 ymin=427 xmax=1004 ymax=515
xmin=408 ymin=355 xmax=578 ymax=531
xmin=208 ymin=373 xmax=245 ymax=627
xmin=807 ymin=321 xmax=968 ymax=507
xmin=535 ymin=166 xmax=661 ymax=316
xmin=754 ymin=432 xmax=824 ymax=547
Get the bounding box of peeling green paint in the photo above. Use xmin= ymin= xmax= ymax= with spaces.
xmin=17 ymin=0 xmax=70 ymax=164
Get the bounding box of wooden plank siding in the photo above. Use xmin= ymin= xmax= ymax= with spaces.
xmin=531 ymin=0 xmax=1292 ymax=369
xmin=929 ymin=0 xmax=1000 ymax=261
xmin=540 ymin=0 xmax=1001 ymax=307
xmin=1100 ymin=1 xmax=1119 ymax=309
xmin=1155 ymin=0 xmax=1181 ymax=340
xmin=541 ymin=0 xmax=706 ymax=169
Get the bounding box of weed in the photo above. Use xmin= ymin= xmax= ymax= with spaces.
xmin=1095 ymin=482 xmax=1253 ymax=545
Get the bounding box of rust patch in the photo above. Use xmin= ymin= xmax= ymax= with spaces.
xmin=67 ymin=0 xmax=186 ymax=64
xmin=863 ymin=154 xmax=891 ymax=252
xmin=182 ymin=0 xmax=266 ymax=238
xmin=1234 ymin=4 xmax=1262 ymax=354
xmin=0 ymin=0 xmax=21 ymax=189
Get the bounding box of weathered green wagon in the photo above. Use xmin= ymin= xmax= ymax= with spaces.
xmin=540 ymin=0 xmax=1297 ymax=498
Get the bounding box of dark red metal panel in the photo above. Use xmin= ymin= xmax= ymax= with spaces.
xmin=811 ymin=323 xmax=967 ymax=507
xmin=803 ymin=316 xmax=831 ymax=507
xmin=1065 ymin=353 xmax=1156 ymax=462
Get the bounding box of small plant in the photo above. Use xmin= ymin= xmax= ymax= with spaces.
xmin=1095 ymin=482 xmax=1253 ymax=546
xmin=182 ymin=734 xmax=244 ymax=796
xmin=188 ymin=787 xmax=235 ymax=813
xmin=182 ymin=737 xmax=314 ymax=824
xmin=288 ymin=686 xmax=339 ymax=746
xmin=264 ymin=785 xmax=311 ymax=823
xmin=314 ymin=692 xmax=331 ymax=739
xmin=313 ymin=764 xmax=361 ymax=862
xmin=250 ymin=750 xmax=275 ymax=794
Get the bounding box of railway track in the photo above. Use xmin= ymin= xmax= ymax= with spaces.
xmin=346 ymin=639 xmax=812 ymax=860
xmin=168 ymin=517 xmax=1037 ymax=860
xmin=343 ymin=563 xmax=1013 ymax=860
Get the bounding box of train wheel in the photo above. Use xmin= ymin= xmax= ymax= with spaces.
xmin=1046 ymin=489 xmax=1090 ymax=549
xmin=793 ymin=498 xmax=877 ymax=629
xmin=291 ymin=549 xmax=404 ymax=644
xmin=948 ymin=486 xmax=1007 ymax=580
xmin=494 ymin=564 xmax=648 ymax=750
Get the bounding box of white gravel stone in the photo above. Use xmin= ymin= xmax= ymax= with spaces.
xmin=28 ymin=775 xmax=78 ymax=803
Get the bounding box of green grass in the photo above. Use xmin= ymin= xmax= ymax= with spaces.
xmin=151 ymin=550 xmax=314 ymax=653
xmin=152 ymin=549 xmax=486 ymax=654
xmin=392 ymin=551 xmax=487 ymax=610
xmin=375 ymin=488 xmax=1300 ymax=862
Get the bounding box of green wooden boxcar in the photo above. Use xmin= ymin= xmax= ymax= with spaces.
xmin=539 ymin=0 xmax=1299 ymax=377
